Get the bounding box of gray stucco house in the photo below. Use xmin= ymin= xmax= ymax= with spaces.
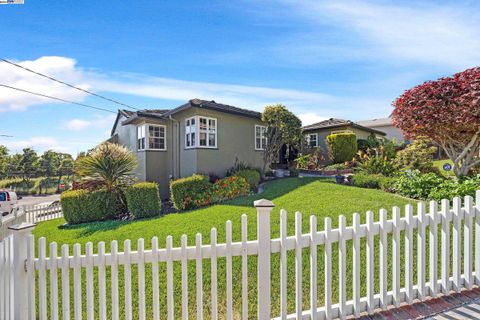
xmin=302 ymin=118 xmax=386 ymax=152
xmin=110 ymin=99 xmax=266 ymax=199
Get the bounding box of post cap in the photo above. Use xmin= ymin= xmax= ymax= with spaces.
xmin=254 ymin=199 xmax=275 ymax=208
xmin=8 ymin=222 xmax=36 ymax=231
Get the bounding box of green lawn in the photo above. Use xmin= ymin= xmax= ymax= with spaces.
xmin=33 ymin=178 xmax=417 ymax=319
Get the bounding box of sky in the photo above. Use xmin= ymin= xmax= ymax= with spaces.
xmin=1 ymin=0 xmax=479 ymax=155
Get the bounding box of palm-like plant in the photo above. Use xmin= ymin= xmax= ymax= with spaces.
xmin=75 ymin=142 xmax=138 ymax=191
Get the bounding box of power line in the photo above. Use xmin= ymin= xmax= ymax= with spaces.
xmin=0 ymin=84 xmax=117 ymax=114
xmin=1 ymin=58 xmax=142 ymax=111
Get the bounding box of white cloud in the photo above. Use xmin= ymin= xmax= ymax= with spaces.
xmin=0 ymin=56 xmax=340 ymax=114
xmin=2 ymin=136 xmax=66 ymax=153
xmin=0 ymin=56 xmax=89 ymax=112
xmin=63 ymin=114 xmax=116 ymax=131
xmin=297 ymin=112 xmax=328 ymax=126
xmin=274 ymin=0 xmax=480 ymax=69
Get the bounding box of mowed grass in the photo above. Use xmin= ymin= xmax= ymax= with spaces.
xmin=34 ymin=178 xmax=417 ymax=319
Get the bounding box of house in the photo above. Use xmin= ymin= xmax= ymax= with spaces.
xmin=302 ymin=118 xmax=386 ymax=152
xmin=110 ymin=99 xmax=266 ymax=199
xmin=356 ymin=117 xmax=407 ymax=143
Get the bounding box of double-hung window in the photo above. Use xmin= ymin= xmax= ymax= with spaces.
xmin=137 ymin=124 xmax=166 ymax=151
xmin=255 ymin=125 xmax=267 ymax=150
xmin=185 ymin=116 xmax=217 ymax=148
xmin=306 ymin=133 xmax=318 ymax=147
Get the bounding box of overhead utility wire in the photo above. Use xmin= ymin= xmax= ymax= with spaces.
xmin=1 ymin=58 xmax=142 ymax=111
xmin=0 ymin=84 xmax=117 ymax=114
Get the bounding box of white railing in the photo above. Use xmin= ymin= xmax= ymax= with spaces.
xmin=0 ymin=203 xmax=63 ymax=240
xmin=1 ymin=192 xmax=480 ymax=319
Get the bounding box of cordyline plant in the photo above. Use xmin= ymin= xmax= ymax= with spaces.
xmin=75 ymin=142 xmax=138 ymax=191
xmin=392 ymin=67 xmax=480 ymax=177
xmin=261 ymin=104 xmax=303 ymax=174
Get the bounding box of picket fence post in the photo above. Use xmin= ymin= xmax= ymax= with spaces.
xmin=9 ymin=222 xmax=36 ymax=320
xmin=254 ymin=199 xmax=274 ymax=320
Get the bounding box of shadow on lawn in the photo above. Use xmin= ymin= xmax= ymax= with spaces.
xmin=58 ymin=177 xmax=325 ymax=237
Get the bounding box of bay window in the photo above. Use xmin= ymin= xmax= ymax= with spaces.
xmin=185 ymin=116 xmax=217 ymax=148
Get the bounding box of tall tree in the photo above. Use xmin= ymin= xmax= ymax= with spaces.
xmin=392 ymin=67 xmax=480 ymax=177
xmin=261 ymin=104 xmax=302 ymax=174
xmin=19 ymin=148 xmax=39 ymax=180
xmin=0 ymin=145 xmax=8 ymax=178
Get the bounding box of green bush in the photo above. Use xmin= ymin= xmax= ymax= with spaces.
xmin=394 ymin=137 xmax=438 ymax=173
xmin=170 ymin=174 xmax=212 ymax=210
xmin=352 ymin=172 xmax=385 ymax=189
xmin=61 ymin=189 xmax=119 ymax=224
xmin=326 ymin=133 xmax=357 ymax=163
xmin=352 ymin=172 xmax=397 ymax=191
xmin=395 ymin=170 xmax=444 ymax=200
xmin=125 ymin=182 xmax=161 ymax=218
xmin=428 ymin=175 xmax=480 ymax=201
xmin=233 ymin=169 xmax=261 ymax=190
xmin=212 ymin=176 xmax=250 ymax=202
xmin=362 ymin=156 xmax=396 ymax=176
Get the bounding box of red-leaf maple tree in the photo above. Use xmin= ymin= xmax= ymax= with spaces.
xmin=392 ymin=67 xmax=480 ymax=177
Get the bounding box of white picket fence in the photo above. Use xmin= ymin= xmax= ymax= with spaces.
xmin=0 ymin=203 xmax=63 ymax=240
xmin=1 ymin=193 xmax=480 ymax=320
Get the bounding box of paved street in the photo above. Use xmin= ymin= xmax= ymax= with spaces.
xmin=17 ymin=194 xmax=61 ymax=207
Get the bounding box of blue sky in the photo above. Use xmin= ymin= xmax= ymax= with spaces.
xmin=1 ymin=0 xmax=479 ymax=155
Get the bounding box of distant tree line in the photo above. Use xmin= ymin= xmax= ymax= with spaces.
xmin=0 ymin=145 xmax=75 ymax=182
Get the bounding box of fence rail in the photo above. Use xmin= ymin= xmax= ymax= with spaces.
xmin=1 ymin=192 xmax=480 ymax=319
xmin=0 ymin=203 xmax=63 ymax=240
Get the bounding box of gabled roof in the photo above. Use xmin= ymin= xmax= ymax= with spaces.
xmin=303 ymin=118 xmax=386 ymax=136
xmin=162 ymin=99 xmax=262 ymax=119
xmin=110 ymin=99 xmax=262 ymax=137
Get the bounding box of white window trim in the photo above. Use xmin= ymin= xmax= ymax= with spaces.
xmin=185 ymin=116 xmax=218 ymax=149
xmin=255 ymin=125 xmax=267 ymax=151
xmin=306 ymin=133 xmax=318 ymax=147
xmin=137 ymin=124 xmax=167 ymax=151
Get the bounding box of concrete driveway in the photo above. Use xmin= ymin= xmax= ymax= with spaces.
xmin=18 ymin=194 xmax=61 ymax=207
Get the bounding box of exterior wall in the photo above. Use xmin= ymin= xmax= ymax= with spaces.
xmin=113 ymin=115 xmax=174 ymax=199
xmin=369 ymin=125 xmax=406 ymax=143
xmin=305 ymin=125 xmax=385 ymax=162
xmin=113 ymin=108 xmax=265 ymax=199
xmin=172 ymin=107 xmax=265 ymax=178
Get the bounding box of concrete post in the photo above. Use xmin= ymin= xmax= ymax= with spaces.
xmin=255 ymin=199 xmax=274 ymax=320
xmin=9 ymin=222 xmax=36 ymax=320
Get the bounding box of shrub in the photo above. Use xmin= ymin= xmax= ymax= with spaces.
xmin=233 ymin=169 xmax=261 ymax=190
xmin=394 ymin=137 xmax=438 ymax=173
xmin=326 ymin=133 xmax=357 ymax=163
xmin=170 ymin=174 xmax=212 ymax=210
xmin=124 ymin=182 xmax=161 ymax=218
xmin=379 ymin=176 xmax=398 ymax=193
xmin=395 ymin=170 xmax=444 ymax=199
xmin=61 ymin=189 xmax=119 ymax=224
xmin=428 ymin=175 xmax=480 ymax=201
xmin=352 ymin=172 xmax=385 ymax=189
xmin=362 ymin=156 xmax=397 ymax=176
xmin=212 ymin=176 xmax=250 ymax=201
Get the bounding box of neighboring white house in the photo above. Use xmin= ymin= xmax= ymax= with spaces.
xmin=356 ymin=117 xmax=408 ymax=144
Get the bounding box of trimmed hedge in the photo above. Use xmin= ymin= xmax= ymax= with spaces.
xmin=61 ymin=189 xmax=118 ymax=224
xmin=352 ymin=172 xmax=396 ymax=192
xmin=170 ymin=174 xmax=212 ymax=210
xmin=212 ymin=176 xmax=250 ymax=202
xmin=233 ymin=169 xmax=261 ymax=190
xmin=125 ymin=182 xmax=161 ymax=219
xmin=326 ymin=133 xmax=357 ymax=163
